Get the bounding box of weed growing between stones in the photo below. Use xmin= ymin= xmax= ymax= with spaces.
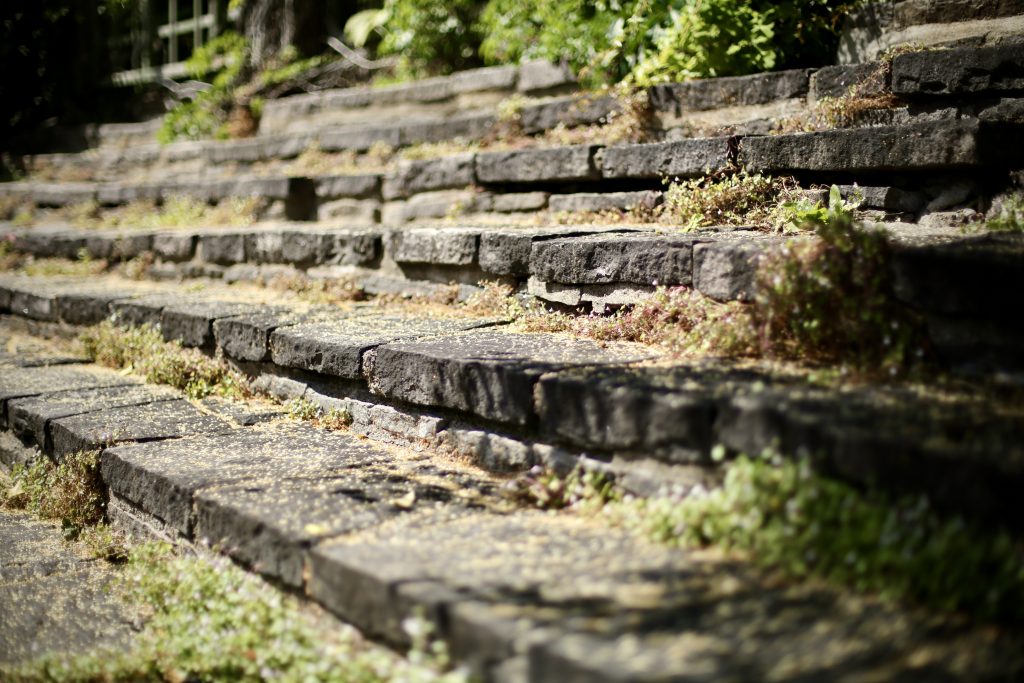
xmin=2 ymin=451 xmax=104 ymax=536
xmin=7 ymin=542 xmax=469 ymax=682
xmin=286 ymin=397 xmax=354 ymax=430
xmin=265 ymin=272 xmax=368 ymax=304
xmin=16 ymin=250 xmax=109 ymax=278
xmin=80 ymin=322 xmax=252 ymax=401
xmin=503 ymin=465 xmax=620 ymax=511
xmin=984 ymin=192 xmax=1024 ymax=233
xmin=604 ymin=452 xmax=1024 ymax=622
xmin=661 ymin=171 xmax=807 ymax=231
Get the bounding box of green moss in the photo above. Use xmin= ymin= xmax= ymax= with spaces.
xmin=1 ymin=451 xmax=106 ymax=540
xmin=985 ymin=192 xmax=1024 ymax=233
xmin=608 ymin=452 xmax=1024 ymax=622
xmin=80 ymin=322 xmax=251 ymax=400
xmin=8 ymin=542 xmax=468 ymax=682
xmin=662 ymin=172 xmax=806 ymax=232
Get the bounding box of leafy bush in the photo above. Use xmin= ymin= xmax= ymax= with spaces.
xmin=375 ymin=0 xmax=485 ymax=77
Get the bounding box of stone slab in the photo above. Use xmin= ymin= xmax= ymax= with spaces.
xmin=809 ymin=63 xmax=884 ymax=101
xmin=840 ymin=185 xmax=926 ymax=213
xmin=600 ymin=138 xmax=731 ymax=179
xmin=49 ymin=398 xmax=233 ymax=460
xmin=0 ymin=365 xmax=138 ymax=428
xmin=8 ymin=383 xmax=179 ymax=452
xmin=365 ymin=330 xmax=656 ymax=425
xmin=213 ymin=308 xmax=315 ymax=362
xmin=161 ymin=300 xmax=263 ymax=348
xmin=270 ymin=314 xmax=496 ymax=380
xmin=693 ymin=239 xmax=777 ymax=301
xmin=399 ymin=113 xmax=496 ymax=146
xmin=319 ymin=125 xmax=403 ymax=153
xmin=387 ymin=227 xmax=479 ymax=265
xmin=152 ymin=232 xmax=197 ymax=262
xmin=476 ymin=146 xmax=598 ymax=184
xmin=315 ymin=173 xmax=381 ymax=200
xmin=101 ymin=423 xmax=388 ymax=535
xmin=519 ymin=95 xmax=617 ymax=135
xmin=279 ymin=229 xmax=381 ymax=267
xmin=650 ymin=69 xmax=811 ymax=114
xmin=198 ymin=231 xmax=247 ymax=266
xmin=517 ymin=60 xmax=576 ymax=93
xmin=529 ymin=233 xmax=698 ymax=286
xmin=111 ymin=294 xmax=190 ymax=329
xmin=742 ymin=120 xmax=1019 ymax=173
xmin=548 ymin=190 xmax=662 ymax=214
xmin=382 ymin=154 xmax=476 ymax=200
xmin=892 ymin=44 xmax=1024 ymax=95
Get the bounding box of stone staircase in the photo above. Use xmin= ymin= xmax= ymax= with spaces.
xmin=3 ymin=3 xmax=1024 ymax=678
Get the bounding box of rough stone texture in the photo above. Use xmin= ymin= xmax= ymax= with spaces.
xmin=516 ymin=60 xmax=576 ymax=93
xmin=270 ymin=314 xmax=496 ymax=380
xmin=399 ymin=113 xmax=496 ymax=147
xmin=101 ymin=423 xmax=389 ymax=535
xmin=152 ymin=232 xmax=197 ymax=262
xmin=693 ymin=239 xmax=777 ymax=301
xmin=314 ymin=174 xmax=381 ymax=200
xmin=111 ymin=294 xmax=189 ymax=329
xmin=476 ymin=146 xmax=598 ymax=184
xmin=49 ymin=399 xmax=233 ymax=460
xmin=387 ymin=227 xmax=479 ymax=265
xmin=317 ymin=198 xmax=381 ymax=223
xmin=600 ymin=138 xmax=731 ymax=179
xmin=0 ymin=365 xmax=138 ymax=428
xmin=382 ymin=154 xmax=476 ymax=200
xmin=198 ymin=231 xmax=247 ymax=266
xmin=478 ymin=228 xmax=623 ymax=277
xmin=365 ymin=330 xmax=656 ymax=425
xmin=279 ymin=229 xmax=380 ymax=266
xmin=742 ymin=120 xmax=1019 ymax=173
xmin=650 ymin=69 xmax=811 ymax=114
xmin=530 ymin=233 xmax=696 ymax=286
xmin=840 ymin=185 xmax=926 ymax=213
xmin=0 ymin=510 xmax=136 ymax=666
xmin=892 ymin=44 xmax=1024 ymax=95
xmin=319 ymin=125 xmax=403 ymax=152
xmin=489 ymin=192 xmax=549 ymax=213
xmin=382 ymin=190 xmax=478 ymax=224
xmin=214 ymin=308 xmax=316 ymax=362
xmin=161 ymin=301 xmax=262 ymax=348
xmin=199 ymin=396 xmax=285 ymax=426
xmin=8 ymin=383 xmax=178 ymax=451
xmin=448 ymin=64 xmax=518 ymax=93
xmin=809 ymin=63 xmax=885 ymax=101
xmin=548 ymin=190 xmax=662 ymax=214
xmin=519 ymin=95 xmax=617 ymax=135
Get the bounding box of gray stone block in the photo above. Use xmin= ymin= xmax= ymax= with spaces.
xmin=489 ymin=192 xmax=549 ymax=212
xmin=650 ymin=69 xmax=811 ymax=115
xmin=809 ymin=63 xmax=885 ymax=100
xmin=0 ymin=365 xmax=138 ymax=427
xmin=319 ymin=125 xmax=403 ymax=152
xmin=693 ymin=239 xmax=776 ymax=301
xmin=519 ymin=95 xmax=617 ymax=135
xmin=49 ymin=399 xmax=232 ymax=460
xmin=8 ymin=384 xmax=178 ymax=451
xmin=152 ymin=232 xmax=197 ymax=262
xmin=161 ymin=301 xmax=262 ymax=348
xmin=387 ymin=228 xmax=479 ymax=265
xmin=741 ymin=120 xmax=1008 ymax=173
xmin=55 ymin=289 xmax=137 ymax=326
xmin=382 ymin=190 xmax=477 ymax=224
xmin=214 ymin=308 xmax=313 ymax=362
xmin=839 ymin=185 xmax=926 ymax=213
xmin=29 ymin=182 xmax=98 ymax=207
xmin=548 ymin=190 xmax=662 ymax=214
xmin=315 ymin=174 xmax=381 ymax=200
xmin=382 ymin=154 xmax=476 ymax=200
xmin=111 ymin=294 xmax=187 ymax=329
xmin=364 ymin=330 xmax=655 ymax=425
xmin=476 ymin=146 xmax=598 ymax=184
xmin=101 ymin=423 xmax=386 ymax=535
xmin=399 ymin=113 xmax=496 ymax=146
xmin=892 ymin=44 xmax=1024 ymax=95
xmin=198 ymin=232 xmax=247 ymax=266
xmin=535 ymin=367 xmax=717 ymax=460
xmin=270 ymin=314 xmax=493 ymax=380
xmin=530 ymin=233 xmax=696 ymax=286
xmin=600 ymin=138 xmax=731 ymax=179
xmin=316 ymin=198 xmax=381 ymax=223
xmin=517 ymin=60 xmax=576 ymax=93
xmin=448 ymin=64 xmax=518 ymax=94
xmin=244 ymin=230 xmax=285 ymax=264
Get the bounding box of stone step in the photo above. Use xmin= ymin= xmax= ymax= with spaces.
xmin=2 ymin=273 xmax=1023 ymax=526
xmin=1 ymin=332 xmax=1022 ymax=681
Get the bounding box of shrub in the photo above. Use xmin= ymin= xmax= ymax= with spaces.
xmin=376 ymin=0 xmax=485 ymax=78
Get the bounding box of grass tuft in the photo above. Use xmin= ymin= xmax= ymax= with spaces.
xmin=1 ymin=451 xmax=106 ymax=540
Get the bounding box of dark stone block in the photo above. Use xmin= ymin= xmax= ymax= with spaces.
xmin=214 ymin=308 xmax=313 ymax=362
xmin=476 ymin=146 xmax=599 ymax=184
xmin=315 ymin=174 xmax=381 ymax=200
xmin=693 ymin=239 xmax=778 ymax=302
xmin=519 ymin=95 xmax=617 ymax=135
xmin=529 ymin=233 xmax=697 ymax=286
xmin=892 ymin=44 xmax=1024 ymax=95
xmin=387 ymin=228 xmax=479 ymax=265
xmin=382 ymin=154 xmax=476 ymax=200
xmin=0 ymin=365 xmax=138 ymax=428
xmin=600 ymin=138 xmax=731 ymax=179
xmin=649 ymin=69 xmax=811 ymax=115
xmin=161 ymin=301 xmax=263 ymax=348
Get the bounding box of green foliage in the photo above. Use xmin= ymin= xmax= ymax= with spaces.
xmin=157 ymin=32 xmax=247 ymax=144
xmin=2 ymin=451 xmax=106 ymax=539
xmin=618 ymin=453 xmax=1024 ymax=621
xmin=662 ymin=172 xmax=801 ymax=231
xmin=752 ymin=186 xmax=927 ymax=375
xmin=375 ymin=0 xmax=484 ymax=78
xmin=80 ymin=322 xmax=251 ymax=400
xmin=985 ymin=192 xmax=1024 ymax=233
xmin=9 ymin=543 xmax=468 ymax=682
xmin=504 ymin=465 xmax=620 ymax=511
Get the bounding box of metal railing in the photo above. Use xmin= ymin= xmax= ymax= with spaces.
xmin=111 ymin=0 xmax=235 ymax=86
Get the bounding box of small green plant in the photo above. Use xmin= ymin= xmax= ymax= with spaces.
xmin=662 ymin=172 xmax=803 ymax=231
xmin=373 ymin=0 xmax=484 ymax=78
xmin=752 ymin=186 xmax=926 ymax=375
xmin=80 ymin=322 xmax=251 ymax=400
xmin=2 ymin=451 xmax=106 ymax=540
xmin=985 ymin=192 xmax=1024 ymax=233
xmin=503 ymin=465 xmax=620 ymax=511
xmin=286 ymin=398 xmax=353 ymax=430
xmin=286 ymin=397 xmax=322 ymax=421
xmin=608 ymin=452 xmax=1024 ymax=621
xmin=8 ymin=542 xmax=469 ymax=682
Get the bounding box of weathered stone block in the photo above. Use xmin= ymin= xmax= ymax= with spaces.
xmin=365 ymin=330 xmax=656 ymax=425
xmin=519 ymin=95 xmax=617 ymax=135
xmin=315 ymin=174 xmax=381 ymax=200
xmin=399 ymin=113 xmax=496 ymax=146
xmin=198 ymin=232 xmax=247 ymax=266
xmin=530 ymin=233 xmax=695 ymax=286
xmin=382 ymin=154 xmax=476 ymax=200
xmin=213 ymin=309 xmax=311 ymax=362
xmin=489 ymin=192 xmax=549 ymax=212
xmin=600 ymin=139 xmax=731 ymax=179
xmin=892 ymin=44 xmax=1024 ymax=95
xmin=317 ymin=198 xmax=381 ymax=223
xmin=649 ymin=69 xmax=811 ymax=114
xmin=809 ymin=63 xmax=885 ymax=101
xmin=0 ymin=365 xmax=138 ymax=427
xmin=161 ymin=301 xmax=262 ymax=348
xmin=387 ymin=228 xmax=479 ymax=265
xmin=476 ymin=146 xmax=598 ymax=184
xmin=548 ymin=190 xmax=662 ymax=214
xmin=152 ymin=232 xmax=197 ymax=262
xmin=319 ymin=125 xmax=403 ymax=152
xmin=693 ymin=239 xmax=777 ymax=301
xmin=517 ymin=60 xmax=576 ymax=93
